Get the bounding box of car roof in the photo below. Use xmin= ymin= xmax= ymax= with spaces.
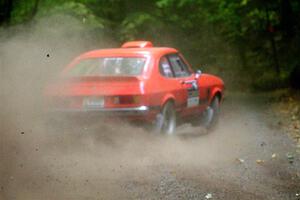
xmin=80 ymin=47 xmax=178 ymax=58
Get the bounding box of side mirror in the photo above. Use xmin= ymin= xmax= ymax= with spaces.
xmin=195 ymin=70 xmax=202 ymax=79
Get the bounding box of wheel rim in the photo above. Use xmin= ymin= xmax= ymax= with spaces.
xmin=202 ymin=97 xmax=219 ymax=128
xmin=156 ymin=103 xmax=176 ymax=135
xmin=162 ymin=106 xmax=175 ymax=134
xmin=202 ymin=106 xmax=214 ymax=128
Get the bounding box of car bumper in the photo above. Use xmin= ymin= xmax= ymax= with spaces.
xmin=48 ymin=105 xmax=159 ymax=122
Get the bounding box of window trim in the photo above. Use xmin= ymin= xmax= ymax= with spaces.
xmin=178 ymin=53 xmax=194 ymax=74
xmin=159 ymin=55 xmax=175 ymax=78
xmin=167 ymin=53 xmax=192 ymax=78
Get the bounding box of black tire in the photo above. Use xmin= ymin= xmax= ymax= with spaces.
xmin=155 ymin=101 xmax=176 ymax=135
xmin=200 ymin=96 xmax=220 ymax=129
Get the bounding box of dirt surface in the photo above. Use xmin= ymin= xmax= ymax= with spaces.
xmin=1 ymin=92 xmax=300 ymax=200
xmin=269 ymin=90 xmax=300 ymax=146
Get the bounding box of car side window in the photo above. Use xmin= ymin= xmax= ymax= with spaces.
xmin=167 ymin=54 xmax=191 ymax=77
xmin=159 ymin=56 xmax=174 ymax=77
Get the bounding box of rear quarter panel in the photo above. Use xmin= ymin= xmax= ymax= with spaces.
xmin=142 ymin=52 xmax=185 ymax=111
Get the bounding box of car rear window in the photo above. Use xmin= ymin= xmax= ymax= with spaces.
xmin=66 ymin=57 xmax=146 ymax=76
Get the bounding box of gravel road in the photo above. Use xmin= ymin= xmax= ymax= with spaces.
xmin=1 ymin=93 xmax=300 ymax=200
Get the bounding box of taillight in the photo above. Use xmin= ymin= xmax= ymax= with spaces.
xmin=112 ymin=96 xmax=140 ymax=104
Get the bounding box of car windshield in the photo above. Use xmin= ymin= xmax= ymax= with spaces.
xmin=66 ymin=57 xmax=146 ymax=76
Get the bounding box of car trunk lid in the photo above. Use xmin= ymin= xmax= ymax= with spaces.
xmin=46 ymin=76 xmax=143 ymax=96
xmin=45 ymin=76 xmax=144 ymax=109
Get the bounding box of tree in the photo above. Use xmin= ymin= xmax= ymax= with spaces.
xmin=0 ymin=0 xmax=13 ymax=25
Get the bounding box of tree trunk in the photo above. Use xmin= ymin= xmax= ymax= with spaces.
xmin=0 ymin=0 xmax=13 ymax=26
xmin=280 ymin=0 xmax=294 ymax=37
xmin=29 ymin=0 xmax=39 ymax=20
xmin=265 ymin=4 xmax=280 ymax=74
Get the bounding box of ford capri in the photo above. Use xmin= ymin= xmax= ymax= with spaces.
xmin=45 ymin=41 xmax=224 ymax=134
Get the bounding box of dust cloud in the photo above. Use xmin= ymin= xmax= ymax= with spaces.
xmin=1 ymin=13 xmax=296 ymax=200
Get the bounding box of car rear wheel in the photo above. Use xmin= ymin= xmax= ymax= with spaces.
xmin=200 ymin=96 xmax=220 ymax=129
xmin=155 ymin=101 xmax=176 ymax=135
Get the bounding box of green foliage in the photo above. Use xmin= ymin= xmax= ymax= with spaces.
xmin=120 ymin=12 xmax=157 ymax=41
xmin=252 ymin=71 xmax=289 ymax=91
xmin=4 ymin=0 xmax=300 ymax=90
xmin=36 ymin=1 xmax=106 ymax=29
xmin=10 ymin=0 xmax=37 ymax=24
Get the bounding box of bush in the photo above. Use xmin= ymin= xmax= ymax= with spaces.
xmin=252 ymin=71 xmax=289 ymax=91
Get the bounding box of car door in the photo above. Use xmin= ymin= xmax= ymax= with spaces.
xmin=179 ymin=54 xmax=210 ymax=111
xmin=158 ymin=56 xmax=186 ymax=112
xmin=166 ymin=54 xmax=200 ymax=116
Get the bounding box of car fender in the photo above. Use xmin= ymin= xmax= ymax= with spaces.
xmin=209 ymin=86 xmax=223 ymax=104
xmin=161 ymin=94 xmax=176 ymax=109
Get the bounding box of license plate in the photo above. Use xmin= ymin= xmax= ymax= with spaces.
xmin=83 ymin=97 xmax=104 ymax=108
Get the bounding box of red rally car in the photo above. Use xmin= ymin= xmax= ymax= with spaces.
xmin=45 ymin=41 xmax=224 ymax=134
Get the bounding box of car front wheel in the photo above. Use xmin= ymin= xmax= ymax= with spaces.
xmin=155 ymin=101 xmax=176 ymax=135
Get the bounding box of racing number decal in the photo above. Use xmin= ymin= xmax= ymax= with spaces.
xmin=187 ymin=80 xmax=199 ymax=107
